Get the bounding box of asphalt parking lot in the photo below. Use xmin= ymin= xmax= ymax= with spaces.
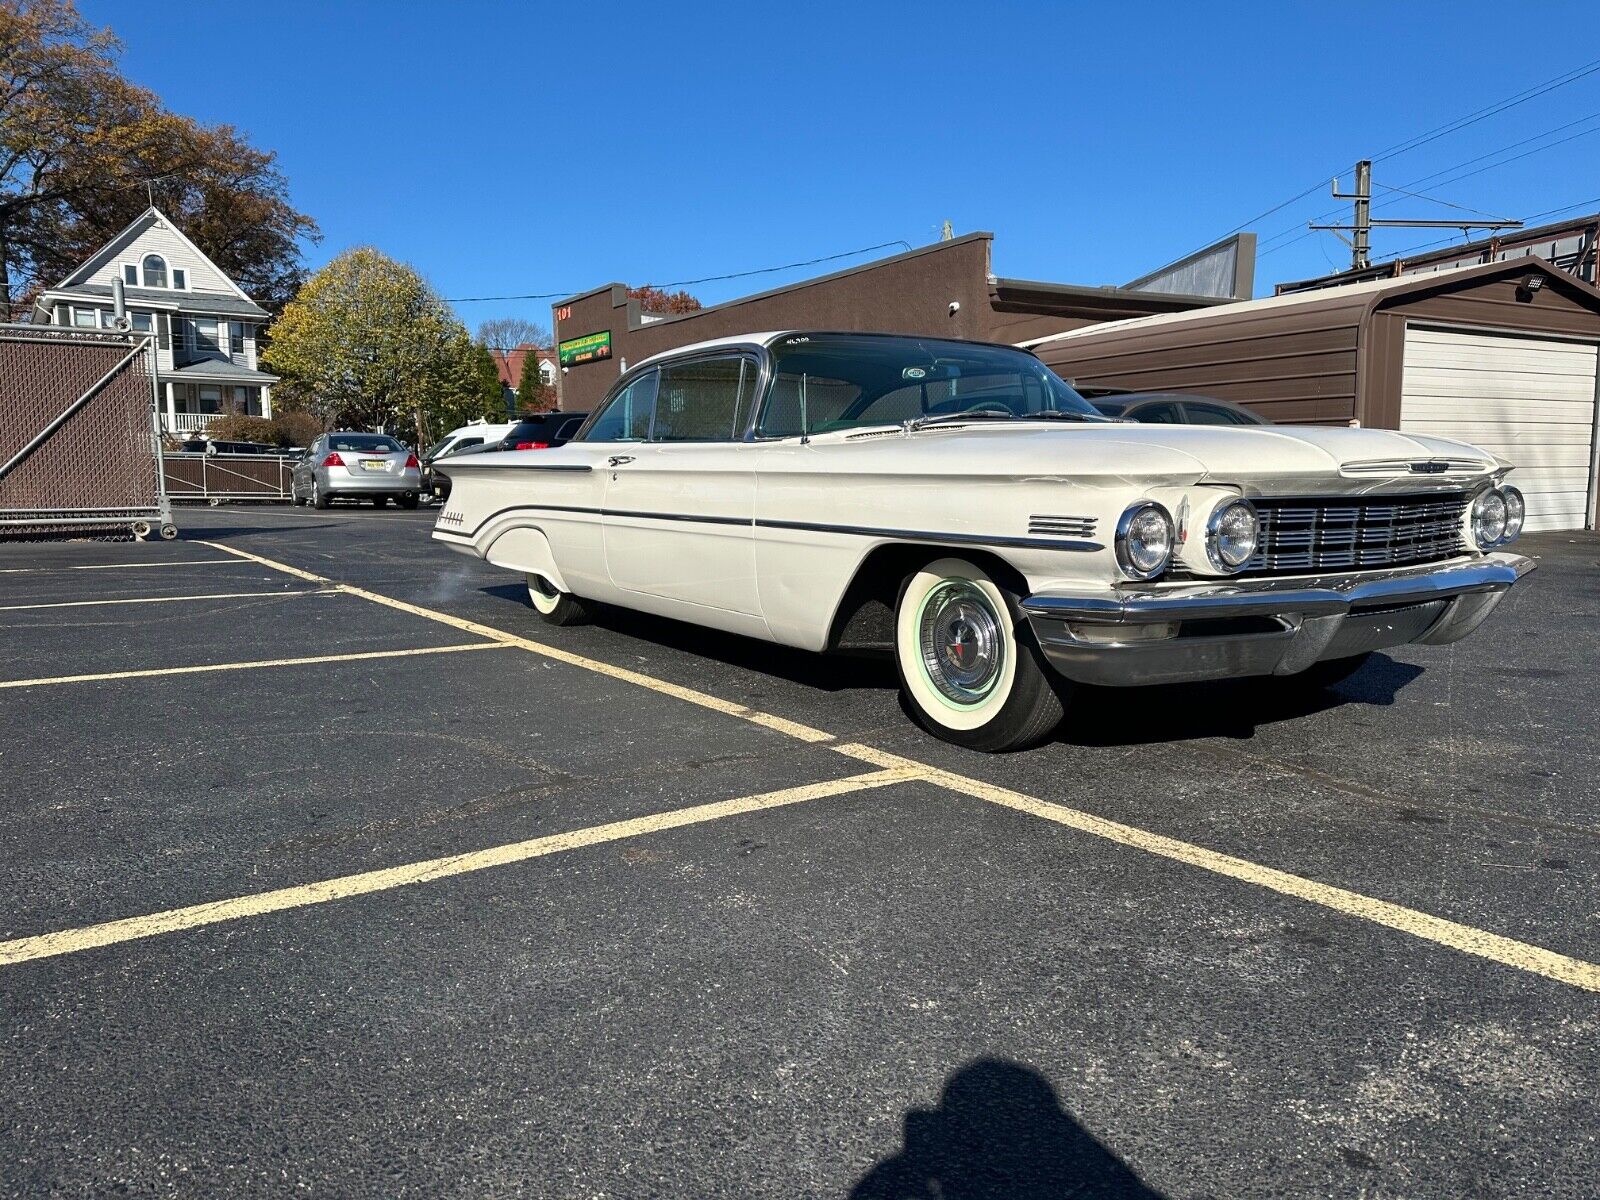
xmin=2 ymin=505 xmax=1596 ymax=1199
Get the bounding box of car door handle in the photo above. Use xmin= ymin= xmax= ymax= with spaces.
xmin=607 ymin=455 xmax=635 ymax=467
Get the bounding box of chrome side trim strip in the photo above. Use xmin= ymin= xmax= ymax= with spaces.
xmin=755 ymin=518 xmax=1101 ymax=553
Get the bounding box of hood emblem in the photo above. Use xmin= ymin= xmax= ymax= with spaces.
xmin=1410 ymin=460 xmax=1450 ymax=474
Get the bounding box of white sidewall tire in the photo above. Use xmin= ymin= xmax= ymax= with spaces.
xmin=896 ymin=558 xmax=1020 ymax=733
xmin=527 ymin=574 xmax=562 ymax=615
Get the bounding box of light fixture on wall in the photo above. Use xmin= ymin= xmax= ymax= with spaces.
xmin=1516 ymin=273 xmax=1544 ymax=301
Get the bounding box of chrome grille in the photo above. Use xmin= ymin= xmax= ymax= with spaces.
xmin=1243 ymin=492 xmax=1469 ymax=576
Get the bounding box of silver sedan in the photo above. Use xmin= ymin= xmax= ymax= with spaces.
xmin=291 ymin=432 xmax=422 ymax=509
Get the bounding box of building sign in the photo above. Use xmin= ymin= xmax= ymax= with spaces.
xmin=559 ymin=331 xmax=612 ymax=366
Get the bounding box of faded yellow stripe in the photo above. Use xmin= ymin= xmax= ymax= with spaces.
xmin=196 ymin=540 xmax=837 ymax=742
xmin=0 ymin=559 xmax=234 ymax=574
xmin=831 ymin=743 xmax=1600 ymax=994
xmin=0 ymin=589 xmax=332 ymax=612
xmin=0 ymin=641 xmax=505 ymax=689
xmin=0 ymin=768 xmax=919 ymax=966
xmin=198 ymin=539 xmax=1600 ymax=994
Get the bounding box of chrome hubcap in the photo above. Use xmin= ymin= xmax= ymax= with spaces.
xmin=917 ymin=580 xmax=1004 ymax=705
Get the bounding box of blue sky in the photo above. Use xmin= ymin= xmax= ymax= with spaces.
xmin=85 ymin=0 xmax=1600 ymax=327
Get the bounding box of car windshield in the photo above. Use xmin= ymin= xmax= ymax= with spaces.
xmin=1092 ymin=400 xmax=1127 ymax=417
xmin=424 ymin=438 xmax=453 ymax=459
xmin=759 ymin=334 xmax=1100 ymax=437
xmin=330 ymin=434 xmax=404 ymax=453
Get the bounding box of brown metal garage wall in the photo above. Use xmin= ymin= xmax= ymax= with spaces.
xmin=1362 ymin=274 xmax=1600 ymax=428
xmin=1031 ymin=292 xmax=1371 ymax=425
xmin=553 ymin=237 xmax=1001 ymax=411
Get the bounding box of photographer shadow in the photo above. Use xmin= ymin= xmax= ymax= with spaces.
xmin=851 ymin=1058 xmax=1166 ymax=1200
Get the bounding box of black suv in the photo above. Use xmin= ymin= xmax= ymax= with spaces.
xmin=430 ymin=412 xmax=588 ymax=501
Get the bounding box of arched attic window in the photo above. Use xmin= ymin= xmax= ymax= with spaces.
xmin=142 ymin=254 xmax=168 ymax=288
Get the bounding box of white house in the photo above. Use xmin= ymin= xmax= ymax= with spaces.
xmin=31 ymin=206 xmax=278 ymax=435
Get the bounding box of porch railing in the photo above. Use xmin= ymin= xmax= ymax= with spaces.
xmin=163 ymin=412 xmax=215 ymax=433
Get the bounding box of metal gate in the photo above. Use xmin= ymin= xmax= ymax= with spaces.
xmin=0 ymin=324 xmax=173 ymax=540
xmin=163 ymin=452 xmax=296 ymax=502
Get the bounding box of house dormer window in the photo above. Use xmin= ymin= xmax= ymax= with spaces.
xmin=142 ymin=254 xmax=168 ymax=288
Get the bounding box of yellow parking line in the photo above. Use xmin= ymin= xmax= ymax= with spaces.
xmin=0 ymin=641 xmax=506 ymax=690
xmin=0 ymin=559 xmax=234 ymax=574
xmin=195 ymin=541 xmax=838 ymax=742
xmin=198 ymin=539 xmax=1600 ymax=994
xmin=831 ymin=742 xmax=1600 ymax=994
xmin=0 ymin=768 xmax=919 ymax=966
xmin=0 ymin=589 xmax=334 ymax=612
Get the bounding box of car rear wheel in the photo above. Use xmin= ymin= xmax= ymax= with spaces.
xmin=397 ymin=493 xmax=420 ymax=510
xmin=526 ymin=574 xmax=590 ymax=626
xmin=312 ymin=481 xmax=331 ymax=509
xmin=894 ymin=557 xmax=1065 ymax=752
xmin=372 ymin=495 xmax=389 ymax=508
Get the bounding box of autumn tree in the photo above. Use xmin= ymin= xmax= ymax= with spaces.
xmin=0 ymin=0 xmax=317 ymax=316
xmin=476 ymin=316 xmax=549 ymax=353
xmin=517 ymin=351 xmax=554 ymax=413
xmin=264 ymin=248 xmax=487 ymax=446
xmin=627 ymin=284 xmax=701 ymax=315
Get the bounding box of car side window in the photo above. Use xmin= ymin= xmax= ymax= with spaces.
xmin=651 ymin=356 xmax=756 ymax=442
xmin=582 ymin=370 xmax=659 ymax=441
xmin=1132 ymin=402 xmax=1184 ymax=424
xmin=557 ymin=417 xmax=584 ymax=439
xmin=1183 ymin=403 xmax=1253 ymax=425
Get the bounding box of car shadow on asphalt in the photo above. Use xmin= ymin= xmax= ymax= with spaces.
xmin=176 ymin=523 xmax=334 ymax=540
xmin=1059 ymin=655 xmax=1425 ymax=747
xmin=478 ymin=583 xmax=1425 ymax=739
xmin=850 ymin=1058 xmax=1166 ymax=1199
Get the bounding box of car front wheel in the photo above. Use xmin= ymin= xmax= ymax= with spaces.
xmin=894 ymin=558 xmax=1065 ymax=752
xmin=526 ymin=574 xmax=590 ymax=626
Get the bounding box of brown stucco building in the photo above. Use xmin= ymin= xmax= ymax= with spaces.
xmin=550 ymin=233 xmax=1231 ymax=411
xmin=1028 ymin=257 xmax=1600 ymax=531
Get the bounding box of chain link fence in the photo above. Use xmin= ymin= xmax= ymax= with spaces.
xmin=0 ymin=324 xmax=172 ymax=541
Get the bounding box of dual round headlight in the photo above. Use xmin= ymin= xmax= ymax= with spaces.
xmin=1206 ymin=499 xmax=1260 ymax=573
xmin=1471 ymin=485 xmax=1525 ymax=548
xmin=1115 ymin=502 xmax=1175 ymax=580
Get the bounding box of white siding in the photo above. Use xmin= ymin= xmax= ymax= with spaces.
xmin=81 ymin=218 xmax=235 ymax=295
xmin=1401 ymin=325 xmax=1598 ymax=531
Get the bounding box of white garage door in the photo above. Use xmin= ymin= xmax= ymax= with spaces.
xmin=1401 ymin=325 xmax=1597 ymax=531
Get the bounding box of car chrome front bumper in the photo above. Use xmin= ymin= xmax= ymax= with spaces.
xmin=1022 ymin=553 xmax=1535 ymax=687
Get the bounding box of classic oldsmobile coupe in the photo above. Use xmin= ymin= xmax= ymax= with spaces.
xmin=434 ymin=332 xmax=1533 ymax=751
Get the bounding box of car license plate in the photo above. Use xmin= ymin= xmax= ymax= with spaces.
xmin=361 ymin=459 xmax=387 ymax=471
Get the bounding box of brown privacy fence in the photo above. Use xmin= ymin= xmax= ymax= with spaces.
xmin=162 ymin=453 xmax=296 ymax=502
xmin=0 ymin=324 xmax=172 ymax=540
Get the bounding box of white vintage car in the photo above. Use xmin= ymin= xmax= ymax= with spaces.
xmin=433 ymin=331 xmax=1534 ymax=751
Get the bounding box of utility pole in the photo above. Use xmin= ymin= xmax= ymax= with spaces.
xmin=1311 ymin=158 xmax=1522 ymax=273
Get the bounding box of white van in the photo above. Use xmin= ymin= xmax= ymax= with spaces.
xmin=421 ymin=420 xmax=515 ymax=501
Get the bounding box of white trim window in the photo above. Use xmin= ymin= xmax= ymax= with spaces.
xmin=142 ymin=254 xmax=168 ymax=288
xmin=173 ymin=268 xmax=187 ymax=289
xmin=72 ymin=307 xmax=100 ymax=327
xmin=123 ymin=264 xmax=138 ymax=285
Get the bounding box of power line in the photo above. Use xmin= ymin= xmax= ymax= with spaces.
xmin=1379 ymin=195 xmax=1600 ymax=260
xmin=1369 ymin=57 xmax=1600 ymax=163
xmin=1187 ymin=56 xmax=1600 ymax=263
xmin=444 ymin=238 xmax=915 ymax=304
xmin=1371 ymin=182 xmax=1511 ymax=219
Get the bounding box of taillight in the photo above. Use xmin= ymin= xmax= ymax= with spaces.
xmin=514 ymin=441 xmax=550 ymax=450
xmin=322 ymin=452 xmax=344 ymax=467
xmin=404 ymin=453 xmax=419 ymax=468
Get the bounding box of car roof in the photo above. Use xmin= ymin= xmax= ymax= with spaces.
xmin=630 ymin=330 xmax=1043 ymax=372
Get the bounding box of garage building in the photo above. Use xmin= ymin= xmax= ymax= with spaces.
xmin=1028 ymin=258 xmax=1600 ymax=531
xmin=550 ymin=233 xmax=1243 ymax=411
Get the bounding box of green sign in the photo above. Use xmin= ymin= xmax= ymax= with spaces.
xmin=559 ymin=330 xmax=612 ymax=366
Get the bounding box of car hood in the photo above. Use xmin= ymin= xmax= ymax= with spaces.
xmin=797 ymin=421 xmax=1504 ymax=495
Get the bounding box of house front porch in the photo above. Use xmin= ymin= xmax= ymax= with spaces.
xmin=159 ymin=362 xmax=279 ymax=434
